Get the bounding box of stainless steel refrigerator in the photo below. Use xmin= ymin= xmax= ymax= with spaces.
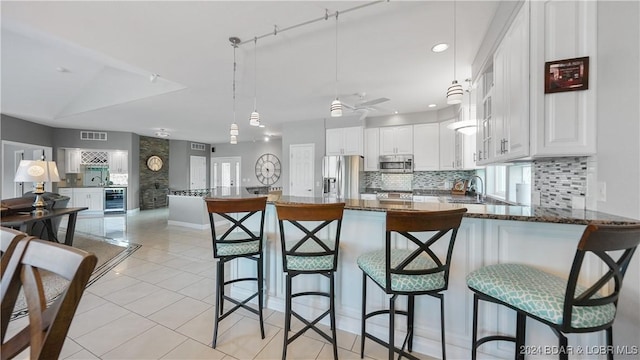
xmin=322 ymin=155 xmax=364 ymax=199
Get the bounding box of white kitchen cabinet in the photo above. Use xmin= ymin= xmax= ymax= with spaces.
xmin=529 ymin=0 xmax=596 ymax=157
xmin=108 ymin=151 xmax=128 ymax=174
xmin=439 ymin=120 xmax=456 ymax=170
xmin=65 ymin=149 xmax=82 ymax=173
xmin=325 ymin=126 xmax=363 ymax=156
xmin=360 ymin=193 xmax=377 ymax=201
xmin=412 ymin=195 xmax=440 ymax=203
xmin=71 ymin=188 xmax=104 ymax=212
xmin=379 ymin=125 xmax=413 ymax=155
xmin=476 ymin=68 xmax=493 ymax=165
xmin=413 ymin=123 xmax=439 ymax=171
xmin=490 ymin=2 xmax=530 ymax=162
xmin=363 ymin=128 xmax=380 ymax=171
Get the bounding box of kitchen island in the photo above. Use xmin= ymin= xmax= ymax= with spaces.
xmin=168 ymin=190 xmax=639 ymax=359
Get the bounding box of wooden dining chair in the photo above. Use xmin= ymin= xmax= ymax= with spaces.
xmin=0 ymin=227 xmax=29 ymax=277
xmin=1 ymin=238 xmax=97 ymax=360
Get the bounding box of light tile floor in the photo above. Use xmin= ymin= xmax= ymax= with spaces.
xmin=8 ymin=208 xmax=436 ymax=360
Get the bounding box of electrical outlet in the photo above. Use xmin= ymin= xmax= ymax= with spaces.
xmin=598 ymin=182 xmax=606 ymax=202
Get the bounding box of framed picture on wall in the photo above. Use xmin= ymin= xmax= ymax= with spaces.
xmin=545 ymin=56 xmax=589 ymax=94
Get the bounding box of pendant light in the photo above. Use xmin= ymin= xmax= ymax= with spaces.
xmin=330 ymin=11 xmax=342 ymax=117
xmin=229 ymin=36 xmax=240 ymax=143
xmin=448 ymin=79 xmax=477 ymax=135
xmin=249 ymin=37 xmax=261 ymax=126
xmin=447 ymin=1 xmax=463 ymax=105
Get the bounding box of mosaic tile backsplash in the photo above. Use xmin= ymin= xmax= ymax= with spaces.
xmin=534 ymin=157 xmax=591 ymax=209
xmin=363 ymin=170 xmax=476 ymax=191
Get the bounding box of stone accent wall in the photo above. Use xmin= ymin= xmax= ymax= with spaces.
xmin=139 ymin=136 xmax=169 ymax=210
xmin=533 ymin=157 xmax=592 ymax=209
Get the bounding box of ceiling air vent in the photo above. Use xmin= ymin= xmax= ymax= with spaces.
xmin=80 ymin=131 xmax=107 ymax=141
xmin=191 ymin=143 xmax=206 ymax=151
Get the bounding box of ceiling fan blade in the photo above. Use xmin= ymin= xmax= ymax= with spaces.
xmin=358 ymin=109 xmax=369 ymax=121
xmin=358 ymin=97 xmax=390 ymax=107
xmin=342 ymin=102 xmax=356 ymax=110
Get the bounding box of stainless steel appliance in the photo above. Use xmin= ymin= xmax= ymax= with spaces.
xmin=322 ymin=155 xmax=364 ymax=199
xmin=104 ymin=187 xmax=126 ymax=213
xmin=379 ymin=155 xmax=413 ymax=173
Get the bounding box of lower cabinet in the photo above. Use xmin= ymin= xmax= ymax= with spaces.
xmin=58 ymin=188 xmax=104 ymax=213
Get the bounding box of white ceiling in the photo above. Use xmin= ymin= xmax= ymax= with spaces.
xmin=1 ymin=1 xmax=501 ymax=145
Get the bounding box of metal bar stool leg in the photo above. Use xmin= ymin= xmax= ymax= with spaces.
xmin=407 ymin=295 xmax=414 ymax=353
xmin=258 ymin=256 xmax=265 ymax=339
xmin=515 ymin=312 xmax=526 ymax=360
xmin=558 ymin=332 xmax=568 ymax=360
xmin=282 ymin=273 xmax=292 ymax=360
xmin=389 ymin=294 xmax=397 ymax=360
xmin=219 ymin=261 xmax=225 ymax=315
xmin=438 ymin=293 xmax=446 ymax=360
xmin=330 ymin=272 xmax=338 ymax=360
xmin=361 ymin=272 xmax=367 ymax=359
xmin=471 ymin=293 xmax=479 ymax=360
xmin=606 ymin=327 xmax=614 ymax=360
xmin=213 ymin=260 xmax=223 ymax=348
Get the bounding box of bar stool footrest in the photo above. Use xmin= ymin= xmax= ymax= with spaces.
xmin=363 ymin=332 xmax=421 ymax=360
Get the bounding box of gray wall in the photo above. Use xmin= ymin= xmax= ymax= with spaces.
xmin=281 ymin=119 xmax=326 ymax=196
xmin=595 ymin=0 xmax=640 ymax=349
xmin=211 ymin=138 xmax=283 ymax=189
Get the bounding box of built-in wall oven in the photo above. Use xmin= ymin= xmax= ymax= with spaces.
xmin=104 ymin=187 xmax=126 ymax=213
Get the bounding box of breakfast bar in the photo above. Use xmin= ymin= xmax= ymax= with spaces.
xmin=168 ymin=190 xmax=640 ymax=359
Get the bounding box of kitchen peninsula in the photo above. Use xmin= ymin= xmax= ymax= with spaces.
xmin=168 ymin=189 xmax=639 ymax=359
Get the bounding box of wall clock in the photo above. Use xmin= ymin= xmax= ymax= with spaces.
xmin=146 ymin=155 xmax=163 ymax=172
xmin=255 ymin=153 xmax=281 ymax=185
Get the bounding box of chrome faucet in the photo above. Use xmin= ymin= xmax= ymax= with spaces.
xmin=468 ymin=175 xmax=485 ymax=202
xmin=91 ymin=176 xmax=104 ymax=186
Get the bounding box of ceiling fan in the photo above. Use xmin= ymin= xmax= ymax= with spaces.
xmin=342 ymin=93 xmax=390 ymax=120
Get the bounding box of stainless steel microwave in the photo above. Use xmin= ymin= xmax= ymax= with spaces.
xmin=379 ymin=155 xmax=413 ymax=173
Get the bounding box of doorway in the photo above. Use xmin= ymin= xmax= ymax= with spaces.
xmin=289 ymin=144 xmax=315 ymax=197
xmin=189 ymin=156 xmax=207 ymax=190
xmin=211 ymin=156 xmax=241 ymax=196
xmin=1 ymin=140 xmax=53 ymax=198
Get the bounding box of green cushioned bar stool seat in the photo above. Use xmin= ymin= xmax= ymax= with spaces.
xmin=205 ymin=196 xmax=268 ymax=349
xmin=275 ymin=202 xmax=345 ymax=360
xmin=466 ymin=223 xmax=640 ymax=360
xmin=358 ymin=208 xmax=467 ymax=360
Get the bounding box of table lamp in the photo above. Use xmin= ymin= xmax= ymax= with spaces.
xmin=14 ymin=160 xmax=61 ymax=215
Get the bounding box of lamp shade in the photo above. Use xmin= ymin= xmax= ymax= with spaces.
xmin=447 ymin=120 xmax=477 ymax=135
xmin=249 ymin=111 xmax=260 ymax=126
xmin=446 ymin=81 xmax=464 ymax=104
xmin=14 ymin=160 xmax=60 ymax=183
xmin=230 ymin=135 xmax=238 ymax=144
xmin=230 ymin=123 xmax=239 ymax=136
xmin=330 ymin=99 xmax=343 ymax=117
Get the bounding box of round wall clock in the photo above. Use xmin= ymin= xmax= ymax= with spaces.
xmin=146 ymin=155 xmax=163 ymax=171
xmin=255 ymin=153 xmax=281 ymax=185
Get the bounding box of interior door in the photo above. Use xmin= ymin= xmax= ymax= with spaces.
xmin=289 ymin=143 xmax=314 ymax=197
xmin=210 ymin=156 xmax=241 ymax=196
xmin=189 ymin=155 xmax=207 ymax=190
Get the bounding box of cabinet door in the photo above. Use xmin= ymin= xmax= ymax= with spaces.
xmin=394 ymin=126 xmax=413 ymax=155
xmin=108 ymin=151 xmax=128 ymax=174
xmin=413 ymin=124 xmax=439 ymax=171
xmin=364 ymin=128 xmax=380 ymax=171
xmin=439 ymin=120 xmax=456 ymax=170
xmin=463 ymin=132 xmax=478 ymax=169
xmin=342 ymin=127 xmax=363 ymax=156
xmin=325 ymin=128 xmax=344 ymax=155
xmin=492 ymin=41 xmax=508 ymax=161
xmin=65 ymin=150 xmax=81 ymax=173
xmin=88 ymin=189 xmax=104 ymax=211
xmin=379 ymin=127 xmax=397 ymax=155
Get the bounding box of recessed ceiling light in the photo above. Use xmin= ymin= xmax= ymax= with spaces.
xmin=428 ymin=104 xmax=437 ymax=108
xmin=394 ymin=111 xmax=399 ymax=114
xmin=259 ymin=124 xmax=265 ymax=128
xmin=264 ymin=136 xmax=270 ymax=142
xmin=431 ymin=43 xmax=449 ymax=53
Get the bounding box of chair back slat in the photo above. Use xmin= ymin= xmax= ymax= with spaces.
xmin=385 ymin=209 xmax=466 ymax=293
xmin=275 ymin=203 xmax=345 ymax=273
xmin=1 ymin=238 xmax=97 ymax=360
xmin=205 ymin=197 xmax=267 ymax=258
xmin=562 ymin=223 xmax=640 ymax=332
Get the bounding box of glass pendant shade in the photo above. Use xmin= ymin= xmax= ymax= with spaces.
xmin=230 ymin=135 xmax=237 ymax=144
xmin=330 ymin=99 xmax=343 ymax=117
xmin=447 ymin=120 xmax=477 ymax=135
xmin=447 ymin=81 xmax=463 ymax=104
xmin=249 ymin=111 xmax=260 ymax=126
xmin=230 ymin=123 xmax=239 ymax=136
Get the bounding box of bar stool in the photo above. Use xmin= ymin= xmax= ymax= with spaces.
xmin=467 ymin=223 xmax=640 ymax=360
xmin=275 ymin=202 xmax=345 ymax=360
xmin=358 ymin=208 xmax=467 ymax=360
xmin=205 ymin=196 xmax=268 ymax=348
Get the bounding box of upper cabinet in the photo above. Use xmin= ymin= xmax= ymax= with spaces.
xmin=413 ymin=123 xmax=439 ymax=171
xmin=326 ymin=126 xmax=363 ymax=156
xmin=529 ymin=0 xmax=596 ymax=157
xmin=439 ymin=120 xmax=456 ymax=170
xmin=379 ymin=125 xmax=413 ymax=155
xmin=108 ymin=151 xmax=128 ymax=174
xmin=65 ymin=149 xmax=82 ymax=173
xmin=363 ymin=128 xmax=380 ymax=171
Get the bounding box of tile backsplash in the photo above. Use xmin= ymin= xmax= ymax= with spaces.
xmin=364 ymin=170 xmax=476 ymax=191
xmin=533 ymin=157 xmax=592 ymax=209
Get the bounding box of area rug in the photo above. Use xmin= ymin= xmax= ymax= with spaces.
xmin=10 ymin=231 xmax=141 ymax=320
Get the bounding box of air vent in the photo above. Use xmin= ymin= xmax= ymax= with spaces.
xmin=80 ymin=131 xmax=107 ymax=141
xmin=191 ymin=143 xmax=206 ymax=151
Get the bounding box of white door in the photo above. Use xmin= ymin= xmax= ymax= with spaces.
xmin=289 ymin=144 xmax=314 ymax=197
xmin=189 ymin=155 xmax=207 ymax=190
xmin=14 ymin=151 xmax=24 ymax=196
xmin=211 ymin=157 xmax=241 ymax=196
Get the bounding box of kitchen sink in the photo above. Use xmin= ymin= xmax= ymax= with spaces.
xmin=445 ymin=198 xmax=485 ymax=204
